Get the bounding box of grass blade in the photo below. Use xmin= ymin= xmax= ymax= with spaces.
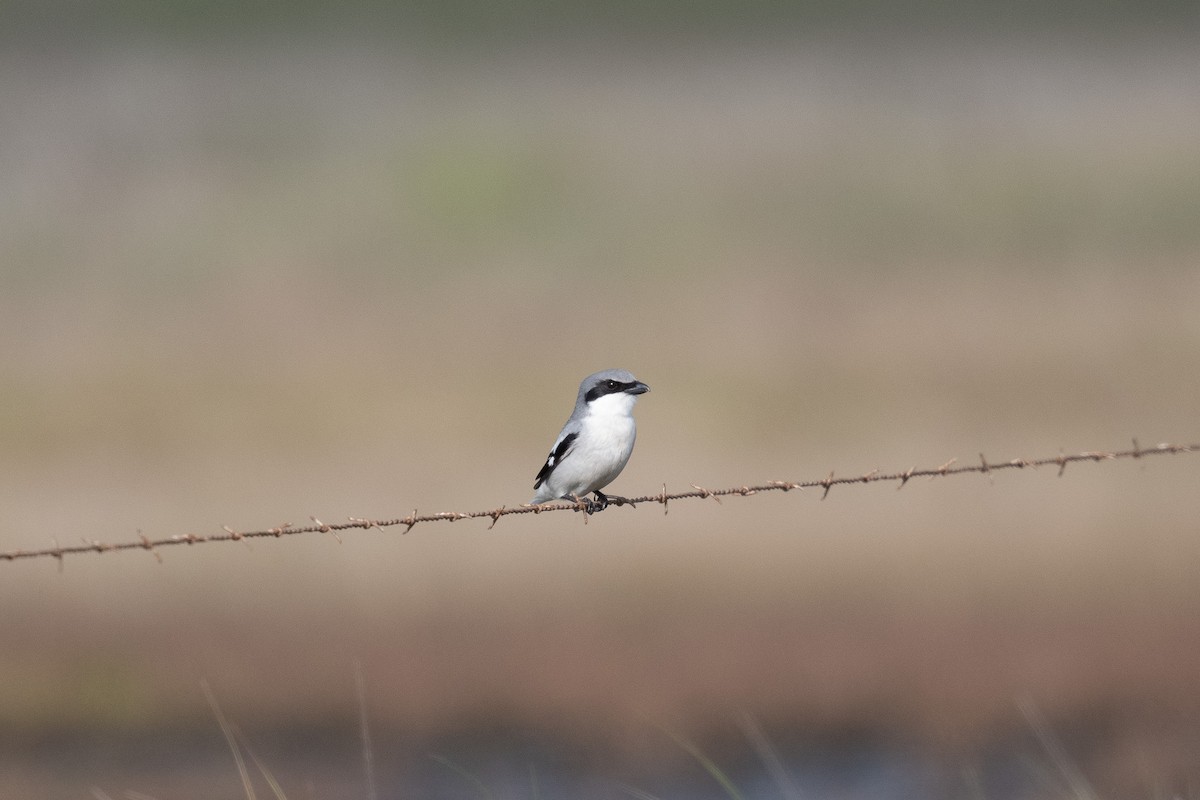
xmin=658 ymin=725 xmax=745 ymax=800
xmin=1018 ymin=697 xmax=1099 ymax=800
xmin=739 ymin=711 xmax=803 ymax=800
xmin=201 ymin=678 xmax=257 ymax=800
xmin=355 ymin=660 xmax=378 ymax=800
xmin=429 ymin=753 xmax=494 ymax=800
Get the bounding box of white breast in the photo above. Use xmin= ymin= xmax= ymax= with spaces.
xmin=542 ymin=392 xmax=639 ymax=499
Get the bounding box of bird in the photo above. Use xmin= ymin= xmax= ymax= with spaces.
xmin=530 ymin=369 xmax=650 ymax=513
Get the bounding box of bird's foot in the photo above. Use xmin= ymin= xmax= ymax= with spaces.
xmin=566 ymin=491 xmax=630 ymax=514
xmin=567 ymin=494 xmax=595 ymax=514
xmin=588 ymin=490 xmax=611 ymax=514
xmin=566 ymin=492 xmax=607 ymax=514
xmin=600 ymin=493 xmax=636 ymax=508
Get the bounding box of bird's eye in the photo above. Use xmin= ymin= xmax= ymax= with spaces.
xmin=606 ymin=380 xmax=619 ymax=389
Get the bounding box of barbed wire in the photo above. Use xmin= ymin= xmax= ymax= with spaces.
xmin=2 ymin=439 xmax=1195 ymax=566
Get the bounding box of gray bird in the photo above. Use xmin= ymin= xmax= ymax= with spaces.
xmin=530 ymin=369 xmax=650 ymax=513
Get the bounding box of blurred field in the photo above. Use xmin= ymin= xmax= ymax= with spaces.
xmin=2 ymin=19 xmax=1200 ymax=800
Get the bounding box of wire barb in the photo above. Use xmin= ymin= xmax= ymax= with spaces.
xmin=820 ymin=471 xmax=835 ymax=500
xmin=487 ymin=507 xmax=506 ymax=530
xmin=2 ymin=440 xmax=1196 ymax=563
xmin=138 ymin=532 xmax=162 ymax=564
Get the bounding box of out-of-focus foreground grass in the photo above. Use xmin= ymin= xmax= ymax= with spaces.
xmin=2 ymin=14 xmax=1200 ymax=798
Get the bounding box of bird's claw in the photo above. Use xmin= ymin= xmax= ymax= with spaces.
xmin=567 ymin=494 xmax=595 ymax=514
xmin=589 ymin=491 xmax=611 ymax=514
xmin=568 ymin=492 xmax=611 ymax=514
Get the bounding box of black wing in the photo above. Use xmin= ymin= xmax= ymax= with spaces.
xmin=533 ymin=432 xmax=577 ymax=489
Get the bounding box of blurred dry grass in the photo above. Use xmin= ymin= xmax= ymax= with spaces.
xmin=2 ymin=30 xmax=1200 ymax=798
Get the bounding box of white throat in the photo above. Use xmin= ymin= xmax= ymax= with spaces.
xmin=586 ymin=391 xmax=638 ymax=420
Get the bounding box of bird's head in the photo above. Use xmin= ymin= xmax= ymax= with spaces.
xmin=579 ymin=369 xmax=650 ymax=410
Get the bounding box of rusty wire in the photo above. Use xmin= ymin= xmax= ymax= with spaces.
xmin=2 ymin=440 xmax=1195 ymax=565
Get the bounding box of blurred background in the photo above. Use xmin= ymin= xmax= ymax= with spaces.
xmin=2 ymin=1 xmax=1200 ymax=798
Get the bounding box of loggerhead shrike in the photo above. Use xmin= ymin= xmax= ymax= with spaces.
xmin=530 ymin=369 xmax=650 ymax=513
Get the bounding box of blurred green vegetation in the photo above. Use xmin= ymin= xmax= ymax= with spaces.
xmin=6 ymin=99 xmax=1200 ymax=295
xmin=4 ymin=0 xmax=1199 ymax=42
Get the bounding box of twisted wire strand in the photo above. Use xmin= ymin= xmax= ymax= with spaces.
xmin=2 ymin=440 xmax=1194 ymax=565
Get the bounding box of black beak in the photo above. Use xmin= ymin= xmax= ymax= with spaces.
xmin=627 ymin=381 xmax=650 ymax=395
